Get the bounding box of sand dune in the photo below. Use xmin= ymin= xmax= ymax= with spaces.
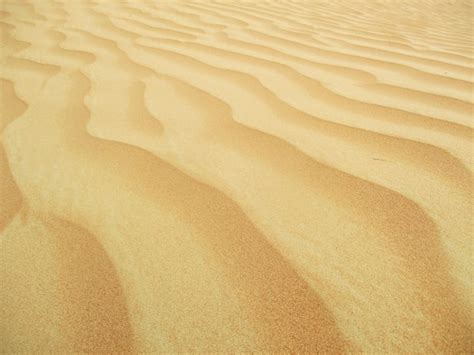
xmin=0 ymin=0 xmax=472 ymax=353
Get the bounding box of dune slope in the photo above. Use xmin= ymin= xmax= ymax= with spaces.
xmin=0 ymin=0 xmax=472 ymax=353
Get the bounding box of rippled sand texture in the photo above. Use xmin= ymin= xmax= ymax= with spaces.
xmin=1 ymin=0 xmax=473 ymax=353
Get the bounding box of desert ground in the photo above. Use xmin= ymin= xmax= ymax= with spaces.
xmin=0 ymin=0 xmax=473 ymax=353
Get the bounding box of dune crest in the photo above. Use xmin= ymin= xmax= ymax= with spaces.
xmin=0 ymin=0 xmax=472 ymax=353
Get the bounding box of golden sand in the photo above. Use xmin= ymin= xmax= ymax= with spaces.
xmin=0 ymin=0 xmax=472 ymax=352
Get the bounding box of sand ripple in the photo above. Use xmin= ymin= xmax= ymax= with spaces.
xmin=0 ymin=0 xmax=472 ymax=352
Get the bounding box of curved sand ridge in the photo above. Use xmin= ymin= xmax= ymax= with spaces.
xmin=0 ymin=0 xmax=472 ymax=353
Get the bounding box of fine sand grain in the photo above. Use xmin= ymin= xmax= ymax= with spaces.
xmin=0 ymin=0 xmax=473 ymax=353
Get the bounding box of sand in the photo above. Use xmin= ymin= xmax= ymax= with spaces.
xmin=0 ymin=0 xmax=472 ymax=353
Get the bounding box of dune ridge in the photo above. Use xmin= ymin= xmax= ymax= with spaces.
xmin=0 ymin=0 xmax=472 ymax=353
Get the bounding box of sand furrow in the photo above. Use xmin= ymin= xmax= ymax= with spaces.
xmin=0 ymin=1 xmax=472 ymax=353
xmin=0 ymin=79 xmax=25 ymax=231
xmin=229 ymin=1 xmax=467 ymax=51
xmin=3 ymin=66 xmax=351 ymax=353
xmin=143 ymin=6 xmax=227 ymax=32
xmin=318 ymin=37 xmax=473 ymax=82
xmin=201 ymin=2 xmax=416 ymax=47
xmin=104 ymin=3 xmax=206 ymax=35
xmin=308 ymin=30 xmax=474 ymax=67
xmin=138 ymin=0 xmax=474 ymax=75
xmin=106 ymin=16 xmax=198 ymax=41
xmin=249 ymin=1 xmax=473 ymax=51
xmin=131 ymin=38 xmax=473 ymax=173
xmin=192 ymin=34 xmax=473 ymax=133
xmin=196 ymin=1 xmax=473 ymax=59
xmin=2 ymin=16 xmax=350 ymax=351
xmin=0 ymin=208 xmax=134 ymax=352
xmin=91 ymin=69 xmax=471 ymax=353
xmin=225 ymin=28 xmax=473 ymax=102
xmin=120 ymin=39 xmax=473 ymax=305
xmin=184 ymin=3 xmax=251 ymax=27
xmin=202 ymin=34 xmax=473 ymax=127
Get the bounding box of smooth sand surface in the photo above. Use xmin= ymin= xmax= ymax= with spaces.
xmin=0 ymin=0 xmax=473 ymax=353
